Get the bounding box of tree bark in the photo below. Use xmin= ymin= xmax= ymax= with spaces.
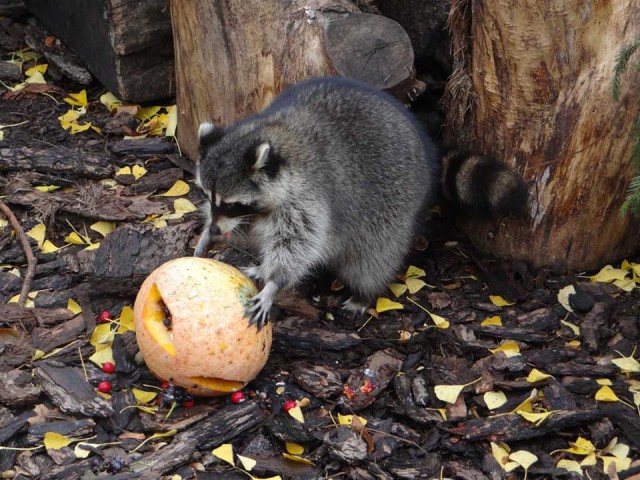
xmin=445 ymin=0 xmax=640 ymax=270
xmin=170 ymin=0 xmax=416 ymax=160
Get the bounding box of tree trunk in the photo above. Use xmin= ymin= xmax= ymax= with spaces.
xmin=170 ymin=0 xmax=416 ymax=160
xmin=445 ymin=0 xmax=640 ymax=270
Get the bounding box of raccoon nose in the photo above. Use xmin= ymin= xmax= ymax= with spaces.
xmin=209 ymin=223 xmax=221 ymax=237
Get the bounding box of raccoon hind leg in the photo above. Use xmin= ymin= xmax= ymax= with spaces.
xmin=336 ymin=250 xmax=404 ymax=317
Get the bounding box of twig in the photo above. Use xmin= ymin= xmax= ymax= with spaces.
xmin=0 ymin=199 xmax=37 ymax=306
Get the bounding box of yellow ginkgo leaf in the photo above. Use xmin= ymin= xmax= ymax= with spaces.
xmin=100 ymin=92 xmax=122 ymax=112
xmin=64 ymin=231 xmax=86 ymax=245
xmin=557 ymin=284 xmax=576 ymax=312
xmin=67 ymin=298 xmax=82 ymax=315
xmin=481 ymin=316 xmax=502 ymax=326
xmin=116 ymin=166 xmax=132 ymax=176
xmin=42 ymin=240 xmax=61 ymax=253
xmin=601 ymin=456 xmax=631 ymax=473
xmin=490 ymin=442 xmax=510 ymax=467
xmin=611 ymin=354 xmax=640 ymax=373
xmin=287 ymin=405 xmax=305 ymax=423
xmin=613 ymin=278 xmax=636 ymax=292
xmin=44 ymin=432 xmax=72 ymax=450
xmin=90 ymin=221 xmax=116 ymax=238
xmin=25 ymin=64 xmax=47 ymax=76
xmin=434 ymin=384 xmax=466 ymax=404
xmin=610 ymin=442 xmax=630 ymax=459
xmin=556 ymin=459 xmax=582 ymax=475
xmin=427 ymin=310 xmax=449 ymax=329
xmin=159 ymin=180 xmax=190 ymax=197
xmin=489 ymin=295 xmax=515 ymax=307
xmin=90 ymin=324 xmax=114 ymax=347
xmin=484 ymin=391 xmax=507 ymax=410
xmin=566 ymin=437 xmax=596 ymax=456
xmin=282 ymin=452 xmax=316 ymax=465
xmin=489 ymin=341 xmax=521 ymax=358
xmin=597 ymin=378 xmax=613 ymax=386
xmin=58 ymin=109 xmax=80 ymax=126
xmin=132 ymin=389 xmax=158 ymax=404
xmin=34 ymin=185 xmax=61 ymax=192
xmin=64 ymin=90 xmax=88 ymax=107
xmin=89 ymin=344 xmax=114 ymax=366
xmin=405 ymin=277 xmax=427 ymax=294
xmin=517 ymin=410 xmax=553 ymax=425
xmin=405 ymin=265 xmax=426 ymax=278
xmin=212 ymin=443 xmax=234 ymax=466
xmin=27 ymin=223 xmax=46 ymax=248
xmin=285 ymin=442 xmax=304 ymax=455
xmin=560 ymin=319 xmax=580 ymax=336
xmin=580 ymin=452 xmax=597 ymax=466
xmin=174 ymin=198 xmax=198 ymax=214
xmin=595 ymin=385 xmax=620 ymax=402
xmin=136 ymin=106 xmax=162 ymax=121
xmin=165 ymin=105 xmax=178 ymax=137
xmin=131 ymin=164 xmax=147 ymax=180
xmin=526 ymin=368 xmax=554 ymax=383
xmin=84 ymin=242 xmax=100 ymax=251
xmin=69 ymin=122 xmax=92 ymax=134
xmin=118 ymin=306 xmax=135 ymax=333
xmin=32 ymin=349 xmax=45 ymax=361
xmin=25 ymin=71 xmax=46 ymax=84
xmin=237 ymin=454 xmax=256 ymax=471
xmin=508 ymin=450 xmax=538 ymax=470
xmin=588 ymin=265 xmax=629 ymax=283
xmin=565 ymin=340 xmax=581 ymax=349
xmin=389 ymin=282 xmax=408 ymax=297
xmin=376 ymin=297 xmax=404 ymax=312
xmin=337 ymin=414 xmax=367 ymax=426
xmin=511 ymin=389 xmax=537 ymax=414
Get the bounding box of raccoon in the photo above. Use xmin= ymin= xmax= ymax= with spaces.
xmin=194 ymin=77 xmax=526 ymax=329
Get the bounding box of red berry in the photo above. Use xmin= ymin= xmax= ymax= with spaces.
xmin=161 ymin=381 xmax=170 ymax=390
xmin=101 ymin=362 xmax=115 ymax=374
xmin=182 ymin=398 xmax=195 ymax=408
xmin=98 ymin=311 xmax=112 ymax=323
xmin=97 ymin=381 xmax=112 ymax=393
xmin=283 ymin=400 xmax=297 ymax=412
xmin=230 ymin=391 xmax=245 ymax=404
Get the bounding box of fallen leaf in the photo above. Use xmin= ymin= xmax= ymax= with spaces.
xmin=132 ymin=389 xmax=158 ymax=404
xmin=556 ymin=459 xmax=583 ymax=476
xmin=287 ymin=404 xmax=304 ymax=423
xmin=285 ymin=442 xmax=304 ymax=455
xmin=557 ymin=285 xmax=576 ymax=312
xmin=489 ymin=295 xmax=515 ymax=307
xmin=237 ymin=454 xmax=256 ymax=471
xmin=212 ymin=443 xmax=234 ymax=466
xmin=405 ymin=265 xmax=426 ymax=278
xmin=517 ymin=410 xmax=553 ymax=426
xmin=388 ymin=282 xmax=408 ymax=297
xmin=44 ymin=432 xmax=72 ymax=450
xmin=282 ymin=452 xmax=315 ymax=465
xmin=64 ymin=90 xmax=88 ymax=107
xmin=165 ymin=105 xmax=178 ymax=137
xmin=67 ymin=298 xmax=82 ymax=315
xmin=434 ymin=384 xmax=466 ymax=404
xmin=484 ymin=391 xmax=507 ymax=410
xmin=158 ymin=180 xmax=190 ymax=197
xmin=405 ymin=277 xmax=427 ymax=294
xmin=376 ymin=297 xmax=403 ymax=312
xmin=526 ymin=368 xmax=554 ymax=383
xmin=595 ymin=385 xmax=620 ymax=402
xmin=90 ymin=221 xmax=116 ymax=238
xmin=481 ymin=316 xmax=502 ymax=326
xmin=174 ymin=198 xmax=198 ymax=214
xmin=489 ymin=340 xmax=521 ymax=358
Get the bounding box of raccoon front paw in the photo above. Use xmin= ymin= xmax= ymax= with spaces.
xmin=241 ymin=265 xmax=263 ymax=281
xmin=246 ymin=281 xmax=279 ymax=330
xmin=341 ymin=296 xmax=369 ymax=318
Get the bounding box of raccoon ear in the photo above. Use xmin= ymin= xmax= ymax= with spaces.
xmin=253 ymin=142 xmax=271 ymax=172
xmin=198 ymin=122 xmax=224 ymax=153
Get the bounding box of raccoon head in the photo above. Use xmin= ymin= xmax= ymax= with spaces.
xmin=196 ymin=121 xmax=282 ymax=235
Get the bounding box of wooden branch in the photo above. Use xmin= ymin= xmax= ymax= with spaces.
xmin=0 ymin=198 xmax=37 ymax=306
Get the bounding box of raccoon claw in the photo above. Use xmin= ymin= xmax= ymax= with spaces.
xmin=245 ymin=281 xmax=279 ymax=330
xmin=241 ymin=265 xmax=263 ymax=280
xmin=342 ymin=296 xmax=368 ymax=318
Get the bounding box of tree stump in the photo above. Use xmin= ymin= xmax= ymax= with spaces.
xmin=170 ymin=0 xmax=416 ymax=160
xmin=444 ymin=0 xmax=640 ymax=270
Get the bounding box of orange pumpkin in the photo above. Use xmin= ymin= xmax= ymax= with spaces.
xmin=133 ymin=257 xmax=272 ymax=396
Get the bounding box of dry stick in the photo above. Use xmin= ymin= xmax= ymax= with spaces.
xmin=0 ymin=199 xmax=37 ymax=306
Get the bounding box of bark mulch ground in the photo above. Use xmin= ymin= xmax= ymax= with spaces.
xmin=1 ymin=13 xmax=639 ymax=480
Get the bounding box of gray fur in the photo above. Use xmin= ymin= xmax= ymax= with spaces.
xmin=195 ymin=77 xmax=438 ymax=328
